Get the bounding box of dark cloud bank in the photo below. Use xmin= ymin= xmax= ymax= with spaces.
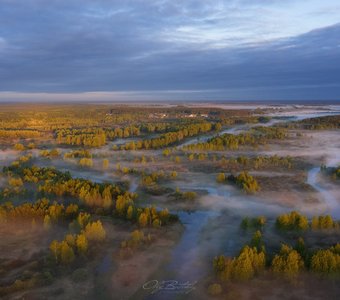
xmin=0 ymin=1 xmax=339 ymax=101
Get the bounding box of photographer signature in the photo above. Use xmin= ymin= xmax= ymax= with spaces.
xmin=143 ymin=280 xmax=197 ymax=295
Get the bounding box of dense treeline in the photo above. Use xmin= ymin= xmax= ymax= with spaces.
xmin=311 ymin=244 xmax=340 ymax=273
xmin=140 ymin=122 xmax=191 ymax=133
xmin=0 ymin=104 xmax=270 ymax=151
xmin=217 ymin=171 xmax=260 ymax=194
xmin=276 ymin=211 xmax=339 ymax=231
xmin=3 ymin=164 xmax=124 ymax=208
xmin=49 ymin=220 xmax=106 ymax=265
xmin=0 ymin=129 xmax=41 ymax=139
xmin=78 ymin=157 xmax=93 ymax=168
xmin=116 ymin=122 xmax=219 ymax=150
xmin=0 ymin=105 xmax=104 ymax=129
xmin=187 ymin=154 xmax=293 ymax=170
xmin=39 ymin=178 xmax=118 ymax=208
xmin=250 ymin=126 xmax=287 ymax=139
xmin=56 ymin=128 xmax=107 ymax=147
xmin=0 ymin=105 xmax=145 ymax=130
xmin=0 ymin=104 xmax=256 ymax=132
xmin=107 ymin=121 xmax=208 ymax=138
xmin=210 ymin=228 xmax=340 ymax=296
xmin=104 ymin=126 xmax=141 ymax=139
xmin=276 ymin=211 xmax=309 ymax=231
xmin=171 ymin=188 xmax=198 ymax=201
xmin=311 ymin=215 xmax=340 ymax=230
xmin=56 ymin=122 xmax=219 ymax=148
xmin=287 ymin=115 xmax=340 ymax=130
xmin=219 ymin=116 xmax=272 ymax=126
xmin=141 ymin=120 xmax=220 ymax=134
xmin=0 ymin=198 xmax=79 ymax=225
xmin=3 ymin=164 xmax=177 ymax=227
xmin=271 ymin=243 xmax=305 ymax=278
xmin=63 ymin=149 xmax=92 ymax=159
xmin=40 ymin=149 xmax=60 ymax=158
xmin=13 ymin=143 xmax=36 ymax=151
xmin=140 ymin=170 xmax=177 ymax=186
xmin=4 ymin=165 xmax=70 ymax=183
xmin=213 ymin=245 xmax=266 ymax=282
xmin=214 ymin=240 xmax=340 ymax=284
xmin=184 ymin=127 xmax=287 ymax=151
xmin=115 ymin=195 xmax=174 ymax=227
xmin=185 ymin=132 xmax=255 ymax=151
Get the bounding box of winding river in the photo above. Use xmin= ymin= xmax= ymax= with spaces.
xmin=145 ymin=108 xmax=340 ymax=299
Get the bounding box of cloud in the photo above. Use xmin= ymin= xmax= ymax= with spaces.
xmin=0 ymin=0 xmax=339 ymax=100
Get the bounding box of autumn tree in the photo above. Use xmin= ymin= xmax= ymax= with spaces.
xmin=43 ymin=215 xmax=51 ymax=230
xmin=235 ymin=171 xmax=260 ymax=194
xmin=102 ymin=159 xmax=109 ymax=170
xmin=127 ymin=205 xmax=134 ymax=220
xmin=8 ymin=177 xmax=23 ymax=187
xmin=276 ymin=211 xmax=308 ymax=231
xmin=138 ymin=212 xmax=148 ymax=227
xmin=250 ymin=230 xmax=265 ymax=251
xmin=77 ymin=212 xmax=91 ymax=229
xmin=213 ymin=246 xmax=265 ymax=282
xmin=79 ymin=158 xmax=93 ymax=168
xmin=65 ymin=234 xmax=76 ymax=248
xmin=271 ymin=244 xmax=304 ymax=278
xmin=50 ymin=240 xmax=60 ymax=263
xmin=65 ymin=204 xmax=78 ymax=218
xmin=311 ymin=215 xmax=338 ymax=230
xmin=216 ymin=173 xmax=226 ymax=183
xmin=311 ymin=245 xmax=340 ymax=274
xmin=14 ymin=143 xmax=25 ymax=151
xmin=84 ymin=220 xmax=106 ymax=241
xmin=232 ymin=246 xmax=265 ymax=280
xmin=115 ymin=193 xmax=133 ymax=216
xmin=76 ymin=233 xmax=88 ymax=255
xmin=170 ymin=171 xmax=177 ymax=179
xmin=60 ymin=241 xmax=75 ymax=264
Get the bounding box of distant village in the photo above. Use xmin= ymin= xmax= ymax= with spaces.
xmin=147 ymin=112 xmax=209 ymax=119
xmin=106 ymin=109 xmax=210 ymax=119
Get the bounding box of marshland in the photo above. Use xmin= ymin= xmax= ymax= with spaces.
xmin=0 ymin=103 xmax=339 ymax=300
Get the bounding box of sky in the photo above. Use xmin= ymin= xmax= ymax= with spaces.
xmin=0 ymin=0 xmax=340 ymax=102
